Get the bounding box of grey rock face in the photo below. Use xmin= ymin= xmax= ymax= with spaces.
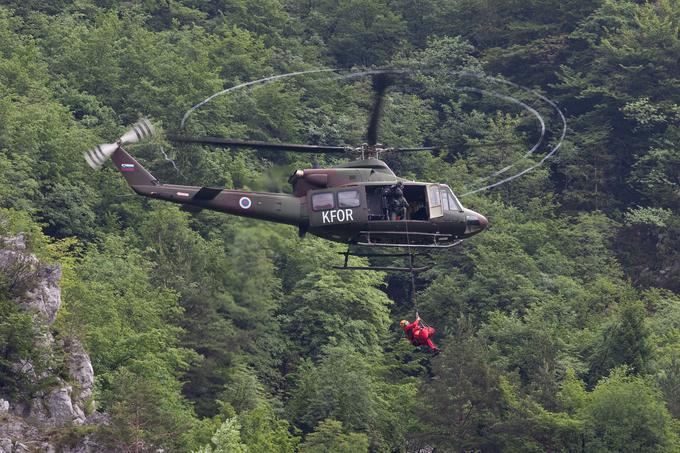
xmin=13 ymin=443 xmax=29 ymax=453
xmin=46 ymin=385 xmax=86 ymax=426
xmin=0 ymin=233 xmax=27 ymax=251
xmin=22 ymin=264 xmax=62 ymax=325
xmin=41 ymin=443 xmax=57 ymax=453
xmin=65 ymin=339 xmax=95 ymax=405
xmin=0 ymin=234 xmax=62 ymax=325
xmin=0 ymin=415 xmax=40 ymax=450
xmin=21 ymin=266 xmax=61 ymax=326
xmin=0 ymin=233 xmax=106 ymax=450
xmin=0 ymin=438 xmax=31 ymax=453
xmin=61 ymin=437 xmax=106 ymax=453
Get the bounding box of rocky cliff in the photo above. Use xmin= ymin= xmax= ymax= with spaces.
xmin=0 ymin=235 xmax=105 ymax=452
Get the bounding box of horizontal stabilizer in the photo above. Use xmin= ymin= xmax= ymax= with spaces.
xmin=194 ymin=187 xmax=223 ymax=200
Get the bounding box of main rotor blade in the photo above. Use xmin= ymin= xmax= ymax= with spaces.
xmin=465 ymin=141 xmax=525 ymax=147
xmin=391 ymin=147 xmax=437 ymax=152
xmin=168 ymin=135 xmax=347 ymax=153
xmin=366 ymin=73 xmax=391 ymax=146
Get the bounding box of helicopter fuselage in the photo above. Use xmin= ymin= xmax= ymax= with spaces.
xmin=112 ymin=149 xmax=488 ymax=248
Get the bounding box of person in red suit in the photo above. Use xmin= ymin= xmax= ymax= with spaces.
xmin=400 ymin=314 xmax=439 ymax=353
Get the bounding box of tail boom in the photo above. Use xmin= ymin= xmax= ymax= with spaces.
xmin=133 ymin=184 xmax=303 ymax=225
xmin=111 ymin=147 xmax=159 ymax=187
xmin=111 ymin=147 xmax=303 ymax=226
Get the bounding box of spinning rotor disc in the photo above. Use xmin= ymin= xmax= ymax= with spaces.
xmin=172 ymin=68 xmax=566 ymax=196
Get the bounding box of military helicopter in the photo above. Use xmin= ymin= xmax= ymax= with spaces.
xmin=84 ymin=75 xmax=489 ymax=271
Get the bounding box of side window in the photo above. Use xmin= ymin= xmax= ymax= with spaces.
xmin=440 ymin=190 xmax=451 ymax=211
xmin=312 ymin=192 xmax=335 ymax=211
xmin=338 ymin=190 xmax=361 ymax=208
xmin=428 ymin=185 xmax=441 ymax=207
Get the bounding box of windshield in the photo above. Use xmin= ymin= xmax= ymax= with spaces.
xmin=442 ymin=185 xmax=463 ymax=211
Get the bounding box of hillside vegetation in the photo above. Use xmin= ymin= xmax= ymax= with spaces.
xmin=1 ymin=1 xmax=680 ymax=451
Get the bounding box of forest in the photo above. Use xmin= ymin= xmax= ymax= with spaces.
xmin=1 ymin=0 xmax=680 ymax=451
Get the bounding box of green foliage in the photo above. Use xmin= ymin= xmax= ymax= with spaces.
xmin=60 ymin=235 xmax=200 ymax=450
xmin=630 ymin=147 xmax=680 ymax=208
xmin=418 ymin=318 xmax=504 ymax=450
xmin=625 ymin=206 xmax=675 ymax=228
xmin=61 ymin=235 xmax=190 ymax=379
xmin=480 ymin=301 xmax=583 ymax=406
xmin=0 ymin=298 xmax=52 ymax=400
xmin=1 ymin=1 xmax=680 ymax=450
xmin=580 ymin=368 xmax=680 ymax=452
xmin=219 ymin=364 xmax=265 ymax=414
xmin=289 ymin=344 xmax=377 ymax=433
xmin=0 ymin=250 xmax=39 ymax=300
xmin=0 ymin=210 xmax=63 ymax=400
xmin=98 ymin=366 xmax=199 ymax=452
xmin=294 ymin=0 xmax=407 ymax=66
xmin=239 ymin=403 xmax=299 ymax=453
xmin=194 ymin=418 xmax=248 ymax=453
xmin=299 ymin=419 xmax=369 ymax=453
xmin=588 ymin=301 xmax=653 ymax=383
xmin=491 ymin=376 xmax=583 ymax=452
xmin=280 ymin=240 xmax=391 ymax=359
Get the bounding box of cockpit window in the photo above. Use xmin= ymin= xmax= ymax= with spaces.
xmin=440 ymin=189 xmax=451 ymax=211
xmin=450 ymin=193 xmax=462 ymax=211
xmin=442 ymin=185 xmax=463 ymax=211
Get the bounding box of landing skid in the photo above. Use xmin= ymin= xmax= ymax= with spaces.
xmin=356 ymin=230 xmax=464 ymax=249
xmin=332 ymin=231 xmax=465 ymax=272
xmin=333 ymin=247 xmax=434 ymax=273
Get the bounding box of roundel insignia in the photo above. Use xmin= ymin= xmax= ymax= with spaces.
xmin=239 ymin=196 xmax=252 ymax=209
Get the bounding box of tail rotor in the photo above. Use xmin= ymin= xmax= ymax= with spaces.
xmin=84 ymin=118 xmax=155 ymax=169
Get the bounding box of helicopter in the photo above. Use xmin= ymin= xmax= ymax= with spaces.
xmin=84 ymin=74 xmax=489 ymax=272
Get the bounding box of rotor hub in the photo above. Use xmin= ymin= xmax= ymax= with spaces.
xmin=353 ymin=143 xmax=392 ymax=160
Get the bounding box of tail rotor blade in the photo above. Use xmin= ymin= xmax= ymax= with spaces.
xmin=118 ymin=118 xmax=155 ymax=146
xmin=84 ymin=118 xmax=156 ymax=170
xmin=84 ymin=142 xmax=118 ymax=169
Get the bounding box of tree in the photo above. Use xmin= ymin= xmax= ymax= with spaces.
xmin=646 ymin=289 xmax=680 ymax=417
xmin=60 ymin=234 xmax=201 ymax=450
xmin=479 ymin=299 xmax=584 ymax=408
xmin=288 ymin=344 xmax=377 ymax=434
xmin=292 ymin=0 xmax=407 ymax=66
xmin=239 ymin=403 xmax=299 ymax=453
xmin=618 ymin=207 xmax=680 ymax=291
xmin=194 ymin=417 xmax=248 ymax=453
xmin=588 ymin=301 xmax=653 ymax=384
xmin=280 ymin=242 xmax=391 ymax=360
xmin=580 ymin=368 xmax=679 ymax=452
xmin=0 ymin=299 xmax=54 ymax=402
xmin=100 ymin=366 xmax=200 ymax=452
xmin=299 ymin=419 xmax=369 ymax=453
xmin=418 ymin=318 xmax=504 ymax=451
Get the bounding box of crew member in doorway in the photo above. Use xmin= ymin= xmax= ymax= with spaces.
xmin=381 ymin=186 xmax=391 ymax=220
xmin=400 ymin=314 xmax=439 ymax=353
xmin=385 ymin=181 xmax=409 ymax=220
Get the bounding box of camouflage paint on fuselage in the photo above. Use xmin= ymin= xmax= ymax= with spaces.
xmin=112 ymin=148 xmax=488 ymax=246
